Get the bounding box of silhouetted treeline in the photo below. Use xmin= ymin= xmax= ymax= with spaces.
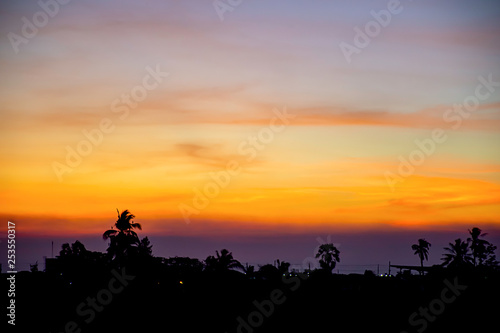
xmin=4 ymin=210 xmax=499 ymax=333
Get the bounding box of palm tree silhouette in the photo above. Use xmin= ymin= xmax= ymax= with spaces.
xmin=204 ymin=249 xmax=244 ymax=273
xmin=441 ymin=238 xmax=473 ymax=269
xmin=315 ymin=243 xmax=340 ymax=274
xmin=467 ymin=227 xmax=489 ymax=267
xmin=103 ymin=209 xmax=142 ymax=262
xmin=103 ymin=209 xmax=142 ymax=240
xmin=411 ymin=238 xmax=431 ymax=275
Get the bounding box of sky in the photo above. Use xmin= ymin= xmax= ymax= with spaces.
xmin=1 ymin=0 xmax=500 ymax=272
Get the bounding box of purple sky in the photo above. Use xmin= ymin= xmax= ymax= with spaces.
xmin=5 ymin=226 xmax=500 ymax=274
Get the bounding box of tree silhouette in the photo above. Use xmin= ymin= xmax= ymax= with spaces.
xmin=315 ymin=243 xmax=340 ymax=274
xmin=103 ymin=209 xmax=142 ymax=240
xmin=103 ymin=209 xmax=142 ymax=263
xmin=441 ymin=238 xmax=473 ymax=269
xmin=30 ymin=261 xmax=39 ymax=273
xmin=138 ymin=236 xmax=153 ymax=257
xmin=243 ymin=263 xmax=256 ymax=278
xmin=204 ymin=249 xmax=244 ymax=273
xmin=57 ymin=240 xmax=106 ymax=279
xmin=467 ymin=227 xmax=498 ymax=267
xmin=276 ymin=259 xmax=290 ymax=275
xmin=60 ymin=240 xmax=88 ymax=258
xmin=482 ymin=243 xmax=499 ymax=268
xmin=257 ymin=264 xmax=280 ymax=280
xmin=468 ymin=227 xmax=487 ymax=267
xmin=411 ymin=238 xmax=431 ymax=275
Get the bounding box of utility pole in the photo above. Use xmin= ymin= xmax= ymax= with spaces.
xmin=51 ymin=241 xmax=54 ymax=258
xmin=388 ymin=261 xmax=391 ymax=276
xmin=377 ymin=264 xmax=379 ymax=275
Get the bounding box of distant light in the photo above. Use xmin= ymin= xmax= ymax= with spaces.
xmin=179 ymin=281 xmax=183 ymax=284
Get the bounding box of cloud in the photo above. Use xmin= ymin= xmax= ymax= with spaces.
xmin=174 ymin=143 xmax=233 ymax=168
xmin=165 ymin=102 xmax=500 ymax=131
xmin=32 ymin=97 xmax=500 ymax=131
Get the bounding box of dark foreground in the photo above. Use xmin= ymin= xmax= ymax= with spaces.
xmin=3 ymin=266 xmax=499 ymax=333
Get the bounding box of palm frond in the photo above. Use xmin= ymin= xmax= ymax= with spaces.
xmin=131 ymin=222 xmax=142 ymax=230
xmin=103 ymin=229 xmax=117 ymax=240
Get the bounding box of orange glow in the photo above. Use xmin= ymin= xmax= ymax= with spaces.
xmin=1 ymin=1 xmax=499 ymax=241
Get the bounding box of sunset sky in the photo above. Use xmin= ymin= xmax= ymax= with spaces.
xmin=1 ymin=0 xmax=499 ymax=272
